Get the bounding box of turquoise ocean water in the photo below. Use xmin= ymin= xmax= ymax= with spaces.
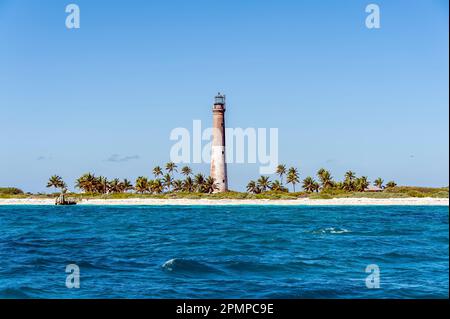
xmin=0 ymin=205 xmax=448 ymax=298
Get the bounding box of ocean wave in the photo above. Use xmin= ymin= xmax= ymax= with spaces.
xmin=0 ymin=205 xmax=447 ymax=298
xmin=311 ymin=227 xmax=351 ymax=234
xmin=222 ymin=258 xmax=329 ymax=274
xmin=161 ymin=258 xmax=222 ymax=275
xmin=222 ymin=260 xmax=281 ymax=273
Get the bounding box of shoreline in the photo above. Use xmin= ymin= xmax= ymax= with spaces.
xmin=0 ymin=197 xmax=448 ymax=206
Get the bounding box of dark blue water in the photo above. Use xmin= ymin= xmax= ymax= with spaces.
xmin=0 ymin=205 xmax=448 ymax=298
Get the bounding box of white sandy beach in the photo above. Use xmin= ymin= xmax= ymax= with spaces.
xmin=0 ymin=197 xmax=448 ymax=206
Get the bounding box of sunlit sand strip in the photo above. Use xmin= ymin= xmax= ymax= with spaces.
xmin=0 ymin=197 xmax=448 ymax=206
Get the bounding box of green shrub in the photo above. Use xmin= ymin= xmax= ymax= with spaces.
xmin=310 ymin=193 xmax=333 ymax=199
xmin=406 ymin=190 xmax=425 ymax=198
xmin=0 ymin=187 xmax=24 ymax=195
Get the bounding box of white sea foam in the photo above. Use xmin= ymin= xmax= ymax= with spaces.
xmin=313 ymin=227 xmax=351 ymax=234
xmin=161 ymin=258 xmax=176 ymax=271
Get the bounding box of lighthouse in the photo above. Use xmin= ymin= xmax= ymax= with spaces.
xmin=210 ymin=93 xmax=228 ymax=192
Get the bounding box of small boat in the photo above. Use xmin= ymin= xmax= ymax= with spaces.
xmin=55 ymin=194 xmax=77 ymax=205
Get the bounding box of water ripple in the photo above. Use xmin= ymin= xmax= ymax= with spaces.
xmin=0 ymin=205 xmax=447 ymax=298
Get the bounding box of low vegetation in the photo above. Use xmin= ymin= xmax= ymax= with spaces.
xmin=0 ymin=187 xmax=26 ymax=198
xmin=1 ymin=163 xmax=448 ymax=200
xmin=0 ymin=187 xmax=24 ymax=195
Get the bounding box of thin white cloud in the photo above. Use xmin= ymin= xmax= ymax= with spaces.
xmin=105 ymin=154 xmax=140 ymax=163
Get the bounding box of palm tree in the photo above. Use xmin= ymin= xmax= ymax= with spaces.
xmin=270 ymin=180 xmax=287 ymax=192
xmin=302 ymin=176 xmax=316 ymax=193
xmin=194 ymin=173 xmax=205 ymax=192
xmin=47 ymin=175 xmax=65 ymax=192
xmin=75 ymin=175 xmax=86 ymax=192
xmin=122 ymin=179 xmax=134 ymax=192
xmin=345 ymin=171 xmax=356 ymax=181
xmin=204 ymin=176 xmax=219 ymax=194
xmin=135 ymin=176 xmax=149 ymax=194
xmin=374 ymin=178 xmax=384 ymax=189
xmin=96 ymin=176 xmax=109 ymax=194
xmin=257 ymin=176 xmax=271 ymax=192
xmin=108 ymin=178 xmax=122 ymax=193
xmin=76 ymin=173 xmax=97 ymax=193
xmin=172 ymin=180 xmax=183 ymax=192
xmin=343 ymin=178 xmax=355 ymax=192
xmin=317 ymin=168 xmax=326 ymax=177
xmin=286 ymin=167 xmax=300 ymax=192
xmin=182 ymin=176 xmax=194 ymax=192
xmin=361 ymin=176 xmax=370 ymax=191
xmin=246 ymin=181 xmax=260 ymax=194
xmin=334 ymin=181 xmax=344 ymax=190
xmin=153 ymin=166 xmax=163 ymax=178
xmin=165 ymin=162 xmax=177 ymax=177
xmin=162 ymin=173 xmax=173 ymax=192
xmin=385 ymin=181 xmax=397 ymax=188
xmin=317 ymin=169 xmax=334 ymax=190
xmin=151 ymin=179 xmax=164 ymax=194
xmin=147 ymin=179 xmax=154 ymax=193
xmin=181 ymin=166 xmax=192 ymax=177
xmin=355 ymin=176 xmax=369 ymax=192
xmin=276 ymin=164 xmax=287 ymax=185
xmin=312 ymin=181 xmax=320 ymax=193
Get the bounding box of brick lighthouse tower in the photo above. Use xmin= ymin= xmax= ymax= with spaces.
xmin=210 ymin=93 xmax=228 ymax=192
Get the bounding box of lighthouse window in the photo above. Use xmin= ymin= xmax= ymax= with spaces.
xmin=223 ymin=180 xmax=225 ymax=183
xmin=222 ymin=151 xmax=224 ymax=154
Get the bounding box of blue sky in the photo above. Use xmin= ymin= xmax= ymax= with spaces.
xmin=0 ymin=0 xmax=448 ymax=192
